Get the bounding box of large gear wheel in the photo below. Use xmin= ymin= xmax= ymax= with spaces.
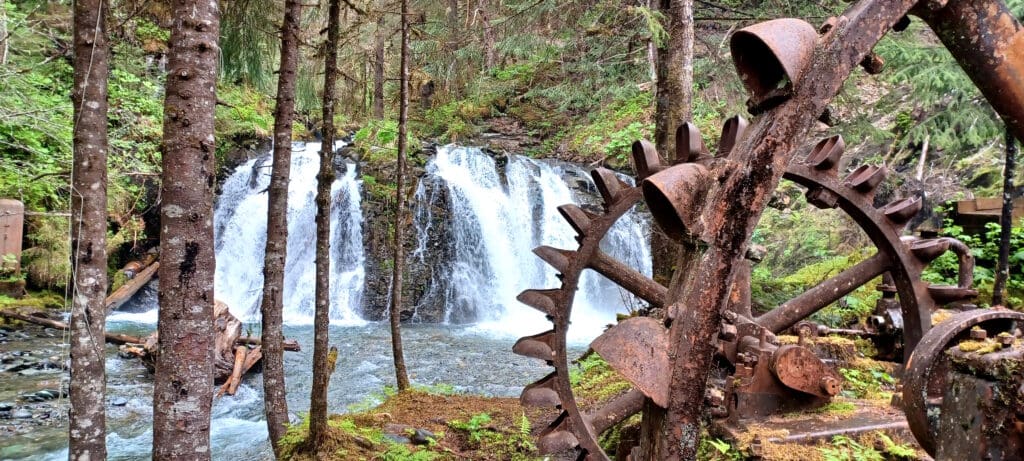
xmin=514 ymin=117 xmax=979 ymax=460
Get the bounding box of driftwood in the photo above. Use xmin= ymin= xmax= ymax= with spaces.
xmin=217 ymin=346 xmax=248 ymax=397
xmin=105 ymin=261 xmax=159 ymax=315
xmin=0 ymin=309 xmax=144 ymax=345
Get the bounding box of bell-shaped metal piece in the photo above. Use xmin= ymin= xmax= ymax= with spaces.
xmin=641 ymin=163 xmax=711 ymax=242
xmin=730 ymin=18 xmax=818 ymax=111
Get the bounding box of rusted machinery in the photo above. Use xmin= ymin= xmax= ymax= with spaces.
xmin=512 ymin=0 xmax=1024 ymax=459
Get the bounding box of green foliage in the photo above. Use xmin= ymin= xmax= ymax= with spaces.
xmin=820 ymin=435 xmax=884 ymax=461
xmin=698 ymin=438 xmax=743 ymax=461
xmin=446 ymin=412 xmax=536 ymax=459
xmin=570 ymin=91 xmax=653 ymax=163
xmin=134 ymin=19 xmax=170 ymax=45
xmin=448 ymin=413 xmax=492 ymax=445
xmin=839 ymin=366 xmax=895 ymax=399
xmin=380 ymin=443 xmax=440 ymax=461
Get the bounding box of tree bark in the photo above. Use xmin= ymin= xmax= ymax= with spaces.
xmin=389 ymin=0 xmax=412 ymax=392
xmin=650 ymin=0 xmax=695 ymax=287
xmin=69 ymin=1 xmax=110 ymax=458
xmin=993 ymin=127 xmax=1017 ymax=306
xmin=372 ymin=15 xmax=386 ymax=119
xmin=260 ymin=0 xmax=302 ymax=453
xmin=309 ymin=0 xmax=340 ymax=450
xmin=152 ymin=0 xmax=220 ymax=458
xmin=478 ymin=0 xmax=496 ymax=70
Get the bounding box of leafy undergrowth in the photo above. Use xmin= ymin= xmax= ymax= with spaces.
xmin=279 ymin=388 xmax=544 ymax=461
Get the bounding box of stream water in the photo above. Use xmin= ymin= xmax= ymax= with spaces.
xmin=0 ymin=142 xmax=650 ymax=459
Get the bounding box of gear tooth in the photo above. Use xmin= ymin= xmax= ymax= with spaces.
xmin=513 ymin=330 xmax=558 ymax=361
xmin=910 ymin=238 xmax=952 ymax=263
xmin=558 ymin=204 xmax=593 ymax=237
xmin=806 ymin=135 xmax=845 ymax=170
xmin=517 ymin=289 xmax=562 ymax=317
xmin=844 ymin=164 xmax=887 ymax=194
xmin=631 ymin=140 xmax=662 ymax=180
xmin=883 ymin=196 xmax=923 ymax=225
xmin=534 ymin=246 xmax=573 ymax=273
xmin=717 ymin=115 xmax=749 ymax=157
xmin=927 ymin=284 xmax=978 ymax=304
xmin=591 ymin=168 xmax=629 ymax=207
xmin=521 ymin=372 xmax=562 ymax=407
xmin=536 ymin=411 xmax=580 ymax=453
xmin=538 ymin=429 xmax=579 ymax=454
xmin=675 ymin=122 xmax=709 ymax=163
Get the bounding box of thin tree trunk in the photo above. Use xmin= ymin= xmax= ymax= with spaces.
xmin=260 ymin=0 xmax=302 ymax=454
xmin=152 ymin=0 xmax=220 ymax=458
xmin=309 ymin=0 xmax=339 ymax=450
xmin=646 ymin=0 xmax=657 ymax=86
xmin=372 ymin=15 xmax=385 ymax=119
xmin=916 ymin=134 xmax=930 ymax=180
xmin=69 ymin=1 xmax=109 ymax=457
xmin=993 ymin=128 xmax=1017 ymax=306
xmin=650 ymin=0 xmax=694 ymax=286
xmin=1 ymin=1 xmax=8 ymax=66
xmin=389 ymin=0 xmax=411 ymax=392
xmin=478 ymin=0 xmax=496 ymax=70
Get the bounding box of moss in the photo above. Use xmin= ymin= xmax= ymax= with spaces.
xmin=813 ymin=400 xmax=857 ymax=416
xmin=570 ymin=353 xmax=632 ymax=405
xmin=0 ymin=290 xmax=65 ymax=310
xmin=956 ymin=339 xmax=1002 ymax=354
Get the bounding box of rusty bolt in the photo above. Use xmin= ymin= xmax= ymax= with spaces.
xmin=998 ymin=332 xmax=1014 ymax=346
xmin=722 ymin=310 xmax=738 ymax=323
xmin=970 ymin=328 xmax=988 ymax=340
xmin=820 ymin=376 xmax=841 ymax=396
xmin=749 ymin=440 xmax=764 ymax=458
xmin=859 ymin=53 xmax=885 ymax=75
xmin=719 ymin=323 xmax=738 ymax=342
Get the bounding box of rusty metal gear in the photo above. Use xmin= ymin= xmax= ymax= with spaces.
xmin=513 ymin=117 xmax=979 ymax=460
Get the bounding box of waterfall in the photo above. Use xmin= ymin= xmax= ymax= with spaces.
xmin=213 ymin=142 xmax=366 ymax=325
xmin=413 ymin=145 xmax=651 ymax=340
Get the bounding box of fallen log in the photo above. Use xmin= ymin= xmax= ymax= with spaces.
xmin=0 ymin=310 xmax=144 ymax=345
xmin=236 ymin=335 xmax=302 ymax=352
xmin=105 ymin=261 xmax=159 ymax=315
xmin=217 ymin=345 xmax=248 ymax=397
xmin=0 ymin=308 xmax=300 ymax=351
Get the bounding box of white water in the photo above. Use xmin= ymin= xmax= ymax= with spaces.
xmin=414 ymin=145 xmax=651 ymax=341
xmin=212 ymin=142 xmax=366 ymax=326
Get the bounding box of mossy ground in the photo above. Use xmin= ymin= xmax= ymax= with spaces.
xmin=279 ymin=389 xmax=547 ymax=461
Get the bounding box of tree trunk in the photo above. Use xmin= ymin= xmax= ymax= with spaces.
xmin=650 ymin=0 xmax=695 ymax=287
xmin=152 ymin=0 xmax=220 ymax=458
xmin=389 ymin=0 xmax=412 ymax=392
xmin=69 ymin=2 xmax=110 ymax=457
xmin=260 ymin=0 xmax=301 ymax=454
xmin=993 ymin=127 xmax=1017 ymax=306
xmin=478 ymin=0 xmax=496 ymax=70
xmin=309 ymin=0 xmax=340 ymax=451
xmin=1 ymin=1 xmax=8 ymax=66
xmin=372 ymin=15 xmax=385 ymax=119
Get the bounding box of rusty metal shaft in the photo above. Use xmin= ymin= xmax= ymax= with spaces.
xmin=756 ymin=252 xmax=890 ymax=333
xmin=914 ymin=0 xmax=1024 ymax=143
xmin=590 ymin=250 xmax=667 ymax=308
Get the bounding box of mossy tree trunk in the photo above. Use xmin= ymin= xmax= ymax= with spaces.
xmin=650 ymin=0 xmax=695 ymax=287
xmin=993 ymin=127 xmax=1017 ymax=306
xmin=261 ymin=0 xmax=302 ymax=454
xmin=309 ymin=0 xmax=340 ymax=451
xmin=389 ymin=0 xmax=411 ymax=393
xmin=373 ymin=14 xmax=385 ymax=119
xmin=152 ymin=0 xmax=220 ymax=459
xmin=69 ymin=0 xmax=109 ymax=458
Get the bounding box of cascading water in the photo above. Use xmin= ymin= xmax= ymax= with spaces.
xmin=213 ymin=142 xmax=366 ymax=325
xmin=413 ymin=145 xmax=651 ymax=341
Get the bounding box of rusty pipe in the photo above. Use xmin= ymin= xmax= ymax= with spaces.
xmin=756 ymin=252 xmax=890 ymax=333
xmin=914 ymin=0 xmax=1024 ymax=143
xmin=941 ymin=237 xmax=975 ymax=289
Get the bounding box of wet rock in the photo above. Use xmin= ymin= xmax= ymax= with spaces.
xmin=383 ymin=433 xmax=411 ymax=444
xmin=0 ymin=402 xmax=12 ymax=411
xmin=110 ymin=397 xmax=128 ymax=407
xmin=410 ymin=428 xmax=436 ymax=445
xmin=12 ymin=409 xmax=32 ymax=419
